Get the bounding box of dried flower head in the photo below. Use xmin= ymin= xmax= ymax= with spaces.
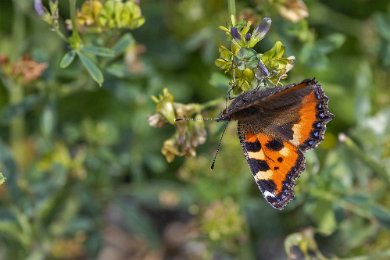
xmin=0 ymin=55 xmax=47 ymax=84
xmin=12 ymin=56 xmax=47 ymax=83
xmin=150 ymin=89 xmax=208 ymax=162
xmin=277 ymin=0 xmax=309 ymax=23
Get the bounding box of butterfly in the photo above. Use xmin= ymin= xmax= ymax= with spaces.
xmin=216 ymin=79 xmax=334 ymax=209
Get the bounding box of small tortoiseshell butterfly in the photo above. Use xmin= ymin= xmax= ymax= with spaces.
xmin=216 ymin=79 xmax=334 ymax=209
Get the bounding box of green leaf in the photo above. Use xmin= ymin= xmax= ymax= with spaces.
xmin=311 ymin=201 xmax=337 ymax=235
xmin=0 ymin=220 xmax=28 ymax=246
xmin=262 ymin=41 xmax=285 ymax=61
xmin=237 ymin=48 xmax=258 ymax=70
xmin=121 ymin=203 xmax=160 ymax=249
xmin=209 ymin=72 xmax=229 ymax=89
xmin=112 ymin=33 xmax=135 ymax=56
xmin=59 ymin=50 xmax=76 ymax=68
xmin=317 ymin=33 xmax=346 ymax=54
xmin=374 ymin=13 xmax=390 ymax=40
xmin=77 ymin=52 xmax=104 ymax=86
xmin=82 ymin=46 xmax=115 ymax=57
xmin=354 ymin=62 xmax=372 ymax=125
xmin=369 ymin=203 xmax=390 ymax=229
xmin=0 ymin=172 xmax=5 ymax=185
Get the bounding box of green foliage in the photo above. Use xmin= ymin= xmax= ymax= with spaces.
xmin=0 ymin=172 xmax=5 ymax=185
xmin=0 ymin=0 xmax=389 ymax=259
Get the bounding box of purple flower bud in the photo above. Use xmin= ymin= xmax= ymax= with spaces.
xmin=245 ymin=33 xmax=252 ymax=41
xmin=257 ymin=61 xmax=270 ymax=78
xmin=253 ymin=17 xmax=272 ymax=40
xmin=34 ymin=0 xmax=45 ymax=16
xmin=230 ymin=27 xmax=241 ymax=40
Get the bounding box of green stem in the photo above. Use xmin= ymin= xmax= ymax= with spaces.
xmin=10 ymin=0 xmax=26 ymax=171
xmin=10 ymin=83 xmax=26 ymax=171
xmin=227 ymin=0 xmax=236 ymax=25
xmin=69 ymin=0 xmax=79 ymax=35
xmin=11 ymin=0 xmax=25 ymax=59
xmin=69 ymin=0 xmax=82 ymax=49
xmin=53 ymin=28 xmax=68 ymax=42
xmin=310 ymin=189 xmax=374 ymax=220
xmin=200 ymin=98 xmax=225 ymax=111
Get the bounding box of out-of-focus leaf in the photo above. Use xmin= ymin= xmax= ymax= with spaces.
xmin=0 ymin=220 xmax=28 ymax=246
xmin=37 ymin=172 xmax=71 ymax=226
xmin=0 ymin=141 xmax=19 ymax=202
xmin=41 ymin=101 xmax=56 ymax=137
xmin=59 ymin=50 xmax=76 ymax=68
xmin=316 ymin=33 xmax=346 ymax=54
xmin=369 ymin=203 xmax=390 ymax=229
xmin=120 ymin=203 xmax=160 ymax=249
xmin=339 ymin=217 xmax=378 ymax=251
xmin=343 ymin=194 xmax=371 ymax=207
xmin=354 ymin=62 xmax=372 ymax=125
xmin=77 ymin=52 xmax=104 ymax=86
xmin=112 ymin=33 xmax=135 ymax=56
xmin=209 ymin=72 xmax=229 ymax=89
xmin=340 ymin=133 xmax=390 ymax=183
xmin=311 ymin=201 xmax=337 ymax=235
xmin=374 ymin=13 xmax=390 ymax=41
xmin=185 ymin=27 xmax=211 ymax=51
xmin=0 ymin=95 xmax=43 ymax=124
xmin=81 ymin=46 xmax=115 ymax=57
xmin=122 ymin=181 xmax=194 ymax=209
xmin=300 ymin=33 xmax=345 ymax=68
xmin=0 ymin=172 xmax=5 ymax=185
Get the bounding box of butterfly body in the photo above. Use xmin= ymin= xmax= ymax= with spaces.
xmin=216 ymin=79 xmax=333 ymax=209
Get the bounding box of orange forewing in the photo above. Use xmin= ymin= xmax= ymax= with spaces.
xmin=291 ymin=91 xmax=318 ymax=146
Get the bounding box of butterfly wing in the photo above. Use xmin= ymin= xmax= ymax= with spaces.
xmin=236 ymin=79 xmax=333 ymax=209
xmin=259 ymin=79 xmax=334 ymax=151
xmin=238 ymin=123 xmax=305 ymax=209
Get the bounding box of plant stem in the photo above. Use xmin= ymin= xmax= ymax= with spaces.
xmin=310 ymin=189 xmax=373 ymax=220
xmin=69 ymin=0 xmax=82 ymax=49
xmin=53 ymin=28 xmax=68 ymax=42
xmin=10 ymin=0 xmax=26 ymax=171
xmin=69 ymin=0 xmax=79 ymax=35
xmin=200 ymin=98 xmax=225 ymax=110
xmin=10 ymin=83 xmax=26 ymax=171
xmin=227 ymin=0 xmax=236 ymax=25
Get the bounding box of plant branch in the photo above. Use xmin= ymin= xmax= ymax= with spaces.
xmin=228 ymin=0 xmax=236 ymax=25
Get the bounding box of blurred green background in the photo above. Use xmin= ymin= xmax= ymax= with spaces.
xmin=0 ymin=0 xmax=390 ymax=259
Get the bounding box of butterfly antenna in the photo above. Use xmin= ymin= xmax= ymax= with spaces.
xmin=210 ymin=122 xmax=229 ymax=170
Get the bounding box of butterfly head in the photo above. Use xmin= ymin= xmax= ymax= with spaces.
xmin=215 ymin=108 xmax=231 ymax=122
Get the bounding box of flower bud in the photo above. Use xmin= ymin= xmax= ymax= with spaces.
xmin=252 ymin=17 xmax=272 ymax=41
xmin=34 ymin=0 xmax=45 ymax=16
xmin=230 ymin=27 xmax=241 ymax=40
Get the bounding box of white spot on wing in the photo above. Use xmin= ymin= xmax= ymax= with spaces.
xmin=263 ymin=190 xmax=275 ymax=198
